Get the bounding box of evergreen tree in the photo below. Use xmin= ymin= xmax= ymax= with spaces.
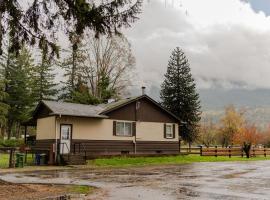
xmin=4 ymin=47 xmax=35 ymax=138
xmin=1 ymin=1 xmax=142 ymax=56
xmin=33 ymin=49 xmax=58 ymax=101
xmin=0 ymin=78 xmax=9 ymax=128
xmin=160 ymin=47 xmax=201 ymax=145
xmin=0 ymin=52 xmax=9 ymax=130
xmin=69 ymin=76 xmax=100 ymax=105
xmin=59 ymin=39 xmax=87 ymax=102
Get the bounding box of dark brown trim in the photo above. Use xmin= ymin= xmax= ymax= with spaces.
xmin=173 ymin=124 xmax=176 ymax=139
xmin=113 ymin=121 xmax=116 ymax=136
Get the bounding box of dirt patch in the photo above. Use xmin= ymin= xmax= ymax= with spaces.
xmin=0 ymin=180 xmax=98 ymax=200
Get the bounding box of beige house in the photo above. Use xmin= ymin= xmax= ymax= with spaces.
xmin=31 ymin=94 xmax=180 ymax=159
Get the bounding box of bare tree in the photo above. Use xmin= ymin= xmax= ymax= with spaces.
xmin=82 ymin=32 xmax=135 ymax=101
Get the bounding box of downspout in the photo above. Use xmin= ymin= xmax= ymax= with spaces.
xmin=134 ymin=100 xmax=140 ymax=154
xmin=55 ymin=114 xmax=61 ymax=163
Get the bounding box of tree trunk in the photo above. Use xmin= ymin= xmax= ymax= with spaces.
xmin=7 ymin=119 xmax=13 ymax=139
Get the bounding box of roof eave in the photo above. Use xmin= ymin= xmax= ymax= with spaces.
xmin=50 ymin=113 xmax=109 ymax=119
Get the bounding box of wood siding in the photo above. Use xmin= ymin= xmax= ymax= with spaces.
xmin=34 ymin=139 xmax=55 ymax=151
xmin=106 ymin=98 xmax=178 ymax=123
xmin=71 ymin=140 xmax=179 ymax=155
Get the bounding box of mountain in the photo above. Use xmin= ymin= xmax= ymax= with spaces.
xmin=134 ymin=86 xmax=270 ymax=128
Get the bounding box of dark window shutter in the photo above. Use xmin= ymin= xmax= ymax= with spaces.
xmin=173 ymin=124 xmax=176 ymax=138
xmin=132 ymin=122 xmax=136 ymax=136
xmin=164 ymin=124 xmax=166 ymax=138
xmin=113 ymin=121 xmax=116 ymax=136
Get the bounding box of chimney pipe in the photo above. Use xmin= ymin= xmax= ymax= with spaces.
xmin=141 ymin=86 xmax=146 ymax=95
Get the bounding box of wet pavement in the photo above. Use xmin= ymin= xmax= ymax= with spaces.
xmin=1 ymin=161 xmax=270 ymax=199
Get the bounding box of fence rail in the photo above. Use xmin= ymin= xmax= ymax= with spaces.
xmin=180 ymin=146 xmax=270 ymax=157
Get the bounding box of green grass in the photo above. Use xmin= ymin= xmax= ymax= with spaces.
xmin=0 ymin=154 xmax=10 ymax=168
xmin=0 ymin=153 xmax=34 ymax=168
xmin=89 ymin=155 xmax=270 ymax=167
xmin=68 ymin=185 xmax=94 ymax=194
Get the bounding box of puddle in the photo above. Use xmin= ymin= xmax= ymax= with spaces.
xmin=2 ymin=161 xmax=270 ymax=199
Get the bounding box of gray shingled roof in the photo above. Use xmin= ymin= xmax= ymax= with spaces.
xmin=42 ymin=100 xmax=108 ymax=118
xmin=37 ymin=95 xmax=180 ymax=121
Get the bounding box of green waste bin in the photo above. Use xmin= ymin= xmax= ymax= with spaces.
xmin=15 ymin=153 xmax=25 ymax=168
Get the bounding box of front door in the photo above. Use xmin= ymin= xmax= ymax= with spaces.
xmin=60 ymin=124 xmax=72 ymax=154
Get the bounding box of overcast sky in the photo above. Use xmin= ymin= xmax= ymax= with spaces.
xmin=123 ymin=0 xmax=270 ymax=91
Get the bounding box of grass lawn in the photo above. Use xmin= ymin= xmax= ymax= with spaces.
xmin=89 ymin=154 xmax=270 ymax=167
xmin=0 ymin=153 xmax=34 ymax=168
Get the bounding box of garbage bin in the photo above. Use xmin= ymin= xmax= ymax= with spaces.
xmin=40 ymin=154 xmax=47 ymax=165
xmin=35 ymin=153 xmax=47 ymax=166
xmin=15 ymin=153 xmax=25 ymax=168
xmin=35 ymin=154 xmax=41 ymax=165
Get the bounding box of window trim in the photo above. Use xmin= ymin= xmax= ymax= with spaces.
xmin=165 ymin=124 xmax=174 ymax=139
xmin=115 ymin=121 xmax=133 ymax=137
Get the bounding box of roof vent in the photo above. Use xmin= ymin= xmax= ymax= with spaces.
xmin=142 ymin=86 xmax=146 ymax=95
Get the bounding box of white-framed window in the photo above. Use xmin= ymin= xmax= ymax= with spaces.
xmin=116 ymin=121 xmax=133 ymax=136
xmin=165 ymin=124 xmax=173 ymax=138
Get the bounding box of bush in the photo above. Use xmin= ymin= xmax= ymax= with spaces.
xmin=0 ymin=139 xmax=24 ymax=147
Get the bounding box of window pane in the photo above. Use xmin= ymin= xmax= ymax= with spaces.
xmin=124 ymin=122 xmax=132 ymax=136
xmin=61 ymin=126 xmax=70 ymax=140
xmin=166 ymin=125 xmax=173 ymax=138
xmin=116 ymin=122 xmax=125 ymax=136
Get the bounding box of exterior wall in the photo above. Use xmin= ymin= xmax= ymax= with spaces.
xmin=36 ymin=116 xmax=56 ymax=140
xmin=136 ymin=122 xmax=178 ymax=142
xmin=57 ymin=117 xmax=134 ymax=141
xmin=57 ymin=117 xmax=178 ymax=142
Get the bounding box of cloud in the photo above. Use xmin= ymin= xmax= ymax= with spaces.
xmin=124 ymin=0 xmax=270 ymax=90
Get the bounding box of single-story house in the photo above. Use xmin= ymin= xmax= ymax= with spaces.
xmin=30 ymin=92 xmax=181 ymax=160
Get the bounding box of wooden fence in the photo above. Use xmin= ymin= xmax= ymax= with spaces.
xmin=180 ymin=146 xmax=270 ymax=157
xmin=180 ymin=147 xmax=201 ymax=154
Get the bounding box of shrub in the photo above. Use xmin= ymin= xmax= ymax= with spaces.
xmin=0 ymin=139 xmax=24 ymax=147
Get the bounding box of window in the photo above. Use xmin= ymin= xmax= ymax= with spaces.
xmin=116 ymin=121 xmax=132 ymax=136
xmin=165 ymin=124 xmax=173 ymax=138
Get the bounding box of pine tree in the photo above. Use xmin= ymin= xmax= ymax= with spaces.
xmin=33 ymin=49 xmax=58 ymax=101
xmin=0 ymin=79 xmax=9 ymax=128
xmin=160 ymin=47 xmax=201 ymax=145
xmin=0 ymin=52 xmax=9 ymax=130
xmin=4 ymin=47 xmax=35 ymax=138
xmin=59 ymin=40 xmax=87 ymax=102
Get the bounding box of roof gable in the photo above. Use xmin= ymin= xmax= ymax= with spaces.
xmin=101 ymin=95 xmax=180 ymax=122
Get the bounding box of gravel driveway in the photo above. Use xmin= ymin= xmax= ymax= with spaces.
xmin=1 ymin=161 xmax=270 ymax=199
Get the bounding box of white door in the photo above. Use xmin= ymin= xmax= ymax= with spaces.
xmin=60 ymin=124 xmax=72 ymax=154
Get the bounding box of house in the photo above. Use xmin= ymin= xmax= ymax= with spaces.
xmin=29 ymin=91 xmax=180 ymax=161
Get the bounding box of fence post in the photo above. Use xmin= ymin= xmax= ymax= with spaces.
xmin=253 ymin=146 xmax=255 ymax=157
xmin=229 ymin=146 xmax=231 ymax=158
xmin=264 ymin=146 xmax=266 ymax=157
xmin=200 ymin=146 xmax=202 ymax=156
xmin=215 ymin=146 xmax=217 ymax=157
xmin=241 ymin=147 xmax=244 ymax=157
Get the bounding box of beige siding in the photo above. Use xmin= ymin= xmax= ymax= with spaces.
xmin=57 ymin=117 xmax=133 ymax=141
xmin=57 ymin=116 xmax=178 ymax=141
xmin=36 ymin=116 xmax=56 ymax=140
xmin=136 ymin=122 xmax=178 ymax=142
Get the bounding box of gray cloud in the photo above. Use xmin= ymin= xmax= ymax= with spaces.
xmin=124 ymin=0 xmax=270 ymax=91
